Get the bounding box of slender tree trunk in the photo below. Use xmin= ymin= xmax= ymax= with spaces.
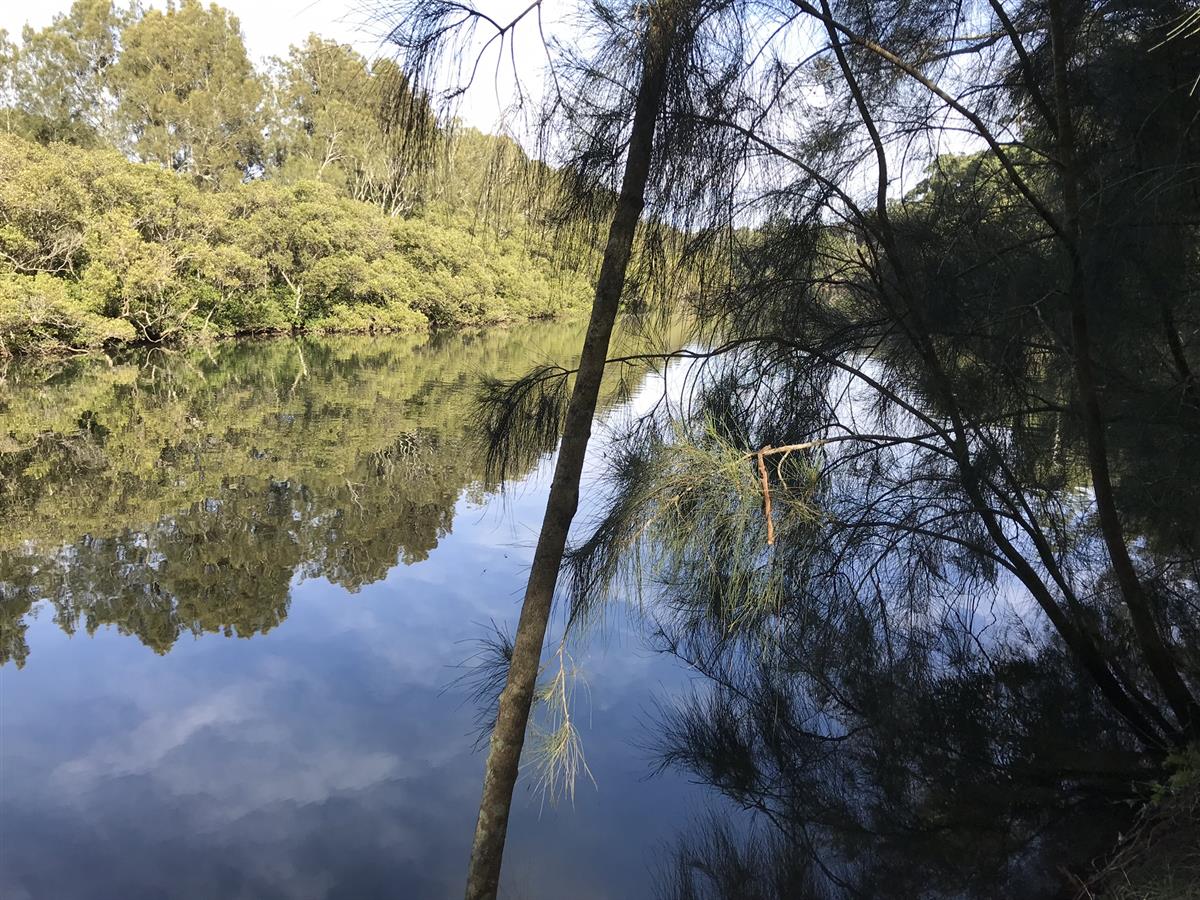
xmin=463 ymin=6 xmax=683 ymax=899
xmin=1161 ymin=300 xmax=1200 ymax=415
xmin=1047 ymin=0 xmax=1198 ymax=737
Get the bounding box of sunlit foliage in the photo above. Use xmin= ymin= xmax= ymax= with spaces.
xmin=0 ymin=2 xmax=599 ymax=357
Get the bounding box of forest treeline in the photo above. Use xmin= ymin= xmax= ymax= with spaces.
xmin=0 ymin=1 xmax=595 ymax=357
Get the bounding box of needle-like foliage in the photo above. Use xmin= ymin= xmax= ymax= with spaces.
xmin=475 ymin=365 xmax=573 ymax=486
xmin=567 ymin=416 xmax=824 ymax=634
xmin=526 ymin=646 xmax=596 ymax=808
xmin=375 ymin=0 xmax=1200 ymax=890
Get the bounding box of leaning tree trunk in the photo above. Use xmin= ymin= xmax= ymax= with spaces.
xmin=463 ymin=6 xmax=683 ymax=899
xmin=1046 ymin=0 xmax=1199 ymax=737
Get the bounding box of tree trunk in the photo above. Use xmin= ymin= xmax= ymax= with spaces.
xmin=463 ymin=6 xmax=683 ymax=899
xmin=1047 ymin=0 xmax=1199 ymax=737
xmin=1161 ymin=300 xmax=1200 ymax=415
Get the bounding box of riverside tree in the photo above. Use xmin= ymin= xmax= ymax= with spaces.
xmin=384 ymin=0 xmax=1199 ymax=894
xmin=380 ymin=0 xmax=700 ymax=896
xmin=4 ymin=0 xmax=129 ymax=145
xmin=110 ymin=0 xmax=266 ymax=186
xmin=271 ymin=37 xmax=438 ymax=214
xmin=570 ymin=0 xmax=1199 ymax=892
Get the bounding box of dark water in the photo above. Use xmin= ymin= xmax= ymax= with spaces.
xmin=0 ymin=324 xmax=708 ymax=899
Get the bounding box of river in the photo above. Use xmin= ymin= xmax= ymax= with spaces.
xmin=0 ymin=322 xmax=713 ymax=899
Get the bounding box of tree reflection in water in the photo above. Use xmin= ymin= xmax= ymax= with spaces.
xmin=0 ymin=322 xmax=631 ymax=665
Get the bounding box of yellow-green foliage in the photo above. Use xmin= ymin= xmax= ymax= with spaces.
xmin=0 ymin=133 xmax=593 ymax=356
xmin=0 ymin=272 xmax=136 ymax=356
xmin=0 ymin=319 xmax=664 ymax=665
xmin=0 ymin=5 xmax=601 ymax=357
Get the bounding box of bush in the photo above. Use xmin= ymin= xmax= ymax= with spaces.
xmin=308 ymin=302 xmax=427 ymax=335
xmin=0 ymin=133 xmax=593 ymax=357
xmin=1080 ymin=748 xmax=1200 ymax=898
xmin=0 ymin=273 xmax=136 ymax=357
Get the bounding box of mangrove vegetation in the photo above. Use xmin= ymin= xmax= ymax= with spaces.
xmin=0 ymin=1 xmax=596 ymax=358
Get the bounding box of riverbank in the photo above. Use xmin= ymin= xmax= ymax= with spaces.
xmin=0 ymin=133 xmax=596 ymax=360
xmin=0 ymin=297 xmax=588 ymax=362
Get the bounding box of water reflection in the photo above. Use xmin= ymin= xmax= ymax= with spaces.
xmin=0 ymin=326 xmax=611 ymax=664
xmin=0 ymin=324 xmax=704 ymax=899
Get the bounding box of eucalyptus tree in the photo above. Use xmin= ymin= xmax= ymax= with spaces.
xmin=270 ymin=38 xmax=438 ymax=215
xmin=270 ymin=36 xmax=381 ymax=188
xmin=0 ymin=31 xmax=13 ymax=100
xmin=110 ymin=0 xmax=265 ymax=186
xmin=5 ymin=0 xmax=130 ymax=145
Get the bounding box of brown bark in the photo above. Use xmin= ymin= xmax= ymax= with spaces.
xmin=756 ymin=448 xmax=775 ymax=546
xmin=463 ymin=6 xmax=684 ymax=898
xmin=1047 ymin=0 xmax=1198 ymax=737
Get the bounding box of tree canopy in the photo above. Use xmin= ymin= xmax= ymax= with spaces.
xmin=377 ymin=0 xmax=1200 ymax=892
xmin=0 ymin=1 xmax=600 ymax=357
xmin=110 ymin=0 xmax=265 ymax=185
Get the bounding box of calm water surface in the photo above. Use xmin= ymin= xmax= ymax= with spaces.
xmin=0 ymin=323 xmax=710 ymax=899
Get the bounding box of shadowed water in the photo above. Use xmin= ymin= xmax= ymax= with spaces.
xmin=0 ymin=324 xmax=707 ymax=900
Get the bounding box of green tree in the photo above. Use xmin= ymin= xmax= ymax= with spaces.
xmin=269 ymin=37 xmax=437 ymax=214
xmin=385 ymin=0 xmax=696 ymax=895
xmin=0 ymin=30 xmax=16 ymax=130
xmin=5 ymin=1 xmax=130 ymax=145
xmin=374 ymin=0 xmax=1200 ymax=892
xmin=111 ymin=0 xmax=264 ymax=187
xmin=524 ymin=0 xmax=1200 ymax=891
xmin=0 ymin=130 xmax=593 ymax=355
xmin=271 ymin=38 xmax=379 ymax=193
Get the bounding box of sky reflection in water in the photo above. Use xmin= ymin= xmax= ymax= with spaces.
xmin=0 ymin=325 xmax=706 ymax=900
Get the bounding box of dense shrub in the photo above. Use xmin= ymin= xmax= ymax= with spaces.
xmin=0 ymin=272 xmax=136 ymax=357
xmin=0 ymin=134 xmax=592 ymax=356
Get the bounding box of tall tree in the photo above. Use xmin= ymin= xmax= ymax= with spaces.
xmin=111 ymin=0 xmax=264 ymax=187
xmin=1044 ymin=0 xmax=1198 ymax=736
xmin=467 ymin=18 xmax=679 ymax=899
xmin=270 ymin=36 xmax=379 ymax=190
xmin=270 ymin=38 xmax=433 ymax=214
xmin=542 ymin=0 xmax=1200 ymax=737
xmin=6 ymin=0 xmax=130 ymax=145
xmin=1 ymin=31 xmax=19 ymax=135
xmin=384 ymin=0 xmax=694 ymax=895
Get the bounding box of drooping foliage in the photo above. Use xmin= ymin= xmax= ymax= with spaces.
xmin=429 ymin=0 xmax=1200 ymax=893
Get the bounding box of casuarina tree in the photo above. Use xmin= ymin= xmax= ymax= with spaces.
xmin=379 ymin=0 xmax=696 ymax=896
